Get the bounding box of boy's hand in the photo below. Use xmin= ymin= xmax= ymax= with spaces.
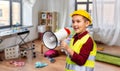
xmin=60 ymin=40 xmax=69 ymax=50
xmin=60 ymin=40 xmax=74 ymax=56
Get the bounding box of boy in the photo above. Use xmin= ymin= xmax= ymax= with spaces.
xmin=60 ymin=10 xmax=97 ymax=71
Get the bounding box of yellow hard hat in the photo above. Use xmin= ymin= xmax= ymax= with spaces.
xmin=70 ymin=9 xmax=92 ymax=24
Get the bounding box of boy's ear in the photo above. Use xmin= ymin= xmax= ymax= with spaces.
xmin=85 ymin=21 xmax=90 ymax=27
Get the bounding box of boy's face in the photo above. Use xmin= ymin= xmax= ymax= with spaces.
xmin=72 ymin=15 xmax=89 ymax=34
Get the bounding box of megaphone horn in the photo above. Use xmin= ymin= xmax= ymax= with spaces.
xmin=42 ymin=28 xmax=71 ymax=49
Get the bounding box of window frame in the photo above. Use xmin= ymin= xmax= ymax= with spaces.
xmin=0 ymin=0 xmax=22 ymax=29
xmin=75 ymin=0 xmax=92 ymax=12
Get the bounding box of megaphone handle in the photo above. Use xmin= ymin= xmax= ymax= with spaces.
xmin=61 ymin=48 xmax=69 ymax=56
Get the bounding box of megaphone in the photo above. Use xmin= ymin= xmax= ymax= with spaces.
xmin=42 ymin=28 xmax=71 ymax=49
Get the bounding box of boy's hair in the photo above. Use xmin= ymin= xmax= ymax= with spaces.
xmin=70 ymin=9 xmax=92 ymax=24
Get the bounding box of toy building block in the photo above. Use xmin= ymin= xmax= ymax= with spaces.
xmin=4 ymin=45 xmax=19 ymax=59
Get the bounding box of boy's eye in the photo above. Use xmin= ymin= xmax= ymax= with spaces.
xmin=72 ymin=20 xmax=80 ymax=23
xmin=76 ymin=20 xmax=80 ymax=23
xmin=72 ymin=20 xmax=75 ymax=23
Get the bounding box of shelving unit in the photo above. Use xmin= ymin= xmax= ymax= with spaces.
xmin=38 ymin=11 xmax=58 ymax=32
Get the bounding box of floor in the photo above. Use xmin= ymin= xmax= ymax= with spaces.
xmin=97 ymin=43 xmax=120 ymax=57
xmin=0 ymin=39 xmax=120 ymax=71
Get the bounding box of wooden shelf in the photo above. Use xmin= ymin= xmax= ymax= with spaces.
xmin=38 ymin=11 xmax=58 ymax=32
